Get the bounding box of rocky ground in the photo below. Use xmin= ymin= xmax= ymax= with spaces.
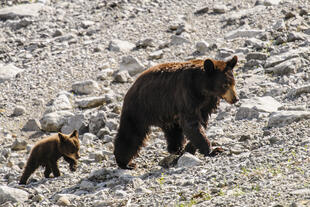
xmin=0 ymin=0 xmax=310 ymax=206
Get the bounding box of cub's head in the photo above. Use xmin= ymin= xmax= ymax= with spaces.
xmin=58 ymin=130 xmax=80 ymax=160
xmin=204 ymin=56 xmax=239 ymax=104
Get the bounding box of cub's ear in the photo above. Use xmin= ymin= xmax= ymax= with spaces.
xmin=226 ymin=56 xmax=238 ymax=69
xmin=204 ymin=59 xmax=215 ymax=73
xmin=58 ymin=132 xmax=66 ymax=142
xmin=70 ymin=130 xmax=79 ymax=139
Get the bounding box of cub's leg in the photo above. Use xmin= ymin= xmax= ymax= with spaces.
xmin=50 ymin=160 xmax=60 ymax=177
xmin=44 ymin=164 xmax=52 ymax=178
xmin=19 ymin=159 xmax=39 ymax=185
xmin=63 ymin=156 xmax=77 ymax=172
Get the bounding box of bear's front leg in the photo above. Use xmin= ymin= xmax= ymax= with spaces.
xmin=182 ymin=117 xmax=223 ymax=157
xmin=63 ymin=156 xmax=77 ymax=172
xmin=50 ymin=161 xmax=61 ymax=177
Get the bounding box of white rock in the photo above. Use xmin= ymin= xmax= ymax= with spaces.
xmin=82 ymin=133 xmax=97 ymax=145
xmin=12 ymin=105 xmax=26 ymax=116
xmin=177 ymin=153 xmax=202 ymax=168
xmin=268 ymin=111 xmax=310 ymax=127
xmin=80 ymin=180 xmax=95 ymax=191
xmin=272 ymin=19 xmax=286 ymax=31
xmin=115 ymin=189 xmax=127 ymax=198
xmin=114 ymin=70 xmax=131 ymax=83
xmin=0 ymin=64 xmax=24 ymax=83
xmin=225 ymin=29 xmax=264 ymax=40
xmin=149 ymin=50 xmax=163 ymax=60
xmin=213 ymin=5 xmax=227 ymax=14
xmin=75 ymin=96 xmax=105 ymax=109
xmin=119 ymin=55 xmax=145 ymax=76
xmin=239 ymin=96 xmax=282 ymax=113
xmin=40 ymin=111 xmax=74 ymax=132
xmin=195 ymin=41 xmax=209 ymax=54
xmin=89 ymin=111 xmax=107 ymax=135
xmin=170 ymin=35 xmax=190 ymax=45
xmin=263 ymin=0 xmax=282 ymax=6
xmin=0 ymin=3 xmax=45 ymax=20
xmin=97 ymin=68 xmax=114 ymax=81
xmin=44 ymin=93 xmax=73 ymax=114
xmin=109 ymin=39 xmax=135 ymax=52
xmin=0 ymin=185 xmax=28 ymax=204
xmin=72 ymin=80 xmax=100 ymax=95
xmin=287 ymin=85 xmax=310 ymax=98
xmin=265 ymin=58 xmax=302 ymax=75
xmin=61 ymin=113 xmax=87 ymax=134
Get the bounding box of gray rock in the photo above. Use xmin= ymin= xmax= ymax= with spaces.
xmin=235 ymin=107 xmax=260 ymax=120
xmin=244 ymin=38 xmax=268 ymax=50
xmin=287 ymin=85 xmax=310 ymax=98
xmin=264 ymin=48 xmax=308 ymax=68
xmin=97 ymin=68 xmax=114 ymax=81
xmin=72 ymin=80 xmax=100 ymax=95
xmin=225 ymin=30 xmax=264 ymax=40
xmin=109 ymin=39 xmax=135 ymax=52
xmin=170 ymin=35 xmax=190 ymax=45
xmin=240 ymin=96 xmax=282 ymax=113
xmin=119 ymin=55 xmax=144 ymax=76
xmin=287 ymin=32 xmax=306 ymax=42
xmin=82 ymin=133 xmax=97 ymax=145
xmin=61 ymin=113 xmax=87 ymax=134
xmin=81 ymin=20 xmax=95 ymax=29
xmin=114 ymin=70 xmax=131 ymax=83
xmin=11 ymin=139 xmax=27 ymax=151
xmin=136 ymin=38 xmax=154 ymax=48
xmin=149 ymin=50 xmax=163 ymax=60
xmin=225 ymin=6 xmax=265 ymax=24
xmin=268 ymin=111 xmax=310 ymax=127
xmin=54 ymin=33 xmax=76 ymax=43
xmin=263 ymin=0 xmax=282 ymax=6
xmin=44 ymin=93 xmax=73 ymax=114
xmin=194 ymin=7 xmax=209 ymax=15
xmin=246 ymin=52 xmax=268 ymax=61
xmin=0 ymin=3 xmax=45 ymax=20
xmin=272 ymin=19 xmax=286 ymax=31
xmin=0 ymin=64 xmax=24 ymax=83
xmin=177 ymin=153 xmax=202 ymax=168
xmin=80 ymin=180 xmax=95 ymax=191
xmin=12 ymin=105 xmax=26 ymax=116
xmin=0 ymin=185 xmax=28 ymax=204
xmin=265 ymin=58 xmax=302 ymax=75
xmin=75 ymin=96 xmax=105 ymax=109
xmin=40 ymin=111 xmax=74 ymax=132
xmin=89 ymin=111 xmax=107 ymax=135
xmin=195 ymin=41 xmax=209 ymax=54
xmin=22 ymin=119 xmax=41 ymax=131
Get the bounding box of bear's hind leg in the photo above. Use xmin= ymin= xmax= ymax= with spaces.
xmin=162 ymin=124 xmax=185 ymax=154
xmin=19 ymin=159 xmax=38 ymax=185
xmin=114 ymin=121 xmax=149 ymax=169
xmin=44 ymin=164 xmax=52 ymax=178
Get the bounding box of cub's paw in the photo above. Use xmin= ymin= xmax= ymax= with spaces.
xmin=70 ymin=164 xmax=77 ymax=172
xmin=119 ymin=162 xmax=136 ymax=170
xmin=209 ymin=147 xmax=224 ymax=157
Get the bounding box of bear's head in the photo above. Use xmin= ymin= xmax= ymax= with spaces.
xmin=204 ymin=56 xmax=239 ymax=104
xmin=58 ymin=130 xmax=80 ymax=160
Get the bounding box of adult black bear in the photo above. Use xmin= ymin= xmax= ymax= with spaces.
xmin=114 ymin=56 xmax=239 ymax=169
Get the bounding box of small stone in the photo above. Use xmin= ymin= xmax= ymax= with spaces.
xmin=22 ymin=119 xmax=41 ymax=131
xmin=97 ymin=68 xmax=114 ymax=81
xmin=246 ymin=52 xmax=268 ymax=61
xmin=80 ymin=180 xmax=95 ymax=191
xmin=119 ymin=55 xmax=145 ymax=76
xmin=75 ymin=96 xmax=105 ymax=109
xmin=11 ymin=139 xmax=27 ymax=151
xmin=159 ymin=154 xmax=180 ymax=168
xmin=239 ymin=135 xmax=251 ymax=142
xmin=57 ymin=196 xmax=71 ymax=206
xmin=177 ymin=153 xmax=202 ymax=168
xmin=195 ymin=41 xmax=209 ymax=54
xmin=136 ymin=38 xmax=154 ymax=48
xmin=269 ymin=137 xmax=280 ymax=144
xmin=114 ymin=70 xmax=131 ymax=83
xmin=0 ymin=63 xmax=24 ymax=83
xmin=72 ymin=80 xmax=100 ymax=95
xmin=149 ymin=50 xmax=163 ymax=60
xmin=213 ymin=5 xmax=227 ymax=14
xmin=170 ymin=35 xmax=190 ymax=45
xmin=12 ymin=105 xmax=26 ymax=116
xmin=194 ymin=7 xmax=209 ymax=15
xmin=109 ymin=39 xmax=135 ymax=52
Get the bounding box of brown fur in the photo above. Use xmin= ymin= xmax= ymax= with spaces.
xmin=114 ymin=56 xmax=239 ymax=169
xmin=19 ymin=130 xmax=80 ymax=185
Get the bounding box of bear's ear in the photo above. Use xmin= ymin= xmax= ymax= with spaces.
xmin=58 ymin=132 xmax=66 ymax=142
xmin=70 ymin=130 xmax=79 ymax=139
xmin=204 ymin=59 xmax=215 ymax=73
xmin=226 ymin=56 xmax=238 ymax=69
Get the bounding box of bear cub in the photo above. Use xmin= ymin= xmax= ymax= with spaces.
xmin=19 ymin=130 xmax=80 ymax=185
xmin=114 ymin=56 xmax=239 ymax=169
